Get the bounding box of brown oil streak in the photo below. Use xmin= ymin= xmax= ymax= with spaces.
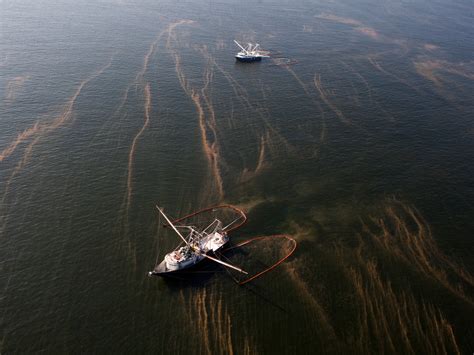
xmin=125 ymin=83 xmax=151 ymax=210
xmin=0 ymin=60 xmax=119 ymax=270
xmin=200 ymin=61 xmax=224 ymax=199
xmin=315 ymin=13 xmax=363 ymax=27
xmin=0 ymin=57 xmax=113 ymax=163
xmin=201 ymin=51 xmax=293 ymax=155
xmin=88 ymin=82 xmax=132 ymax=148
xmin=167 ymin=26 xmax=225 ymax=202
xmin=363 ymin=199 xmax=474 ymax=304
xmin=0 ymin=121 xmax=40 ymax=162
xmin=0 ymin=57 xmax=114 ymax=230
xmin=335 ymin=242 xmax=462 ymax=354
xmin=284 ymin=261 xmax=338 ymax=339
xmin=226 ymin=312 xmax=234 ymax=355
xmin=368 ymin=56 xmax=421 ymax=93
xmin=338 ymin=60 xmax=396 ymax=122
xmin=123 ymin=20 xmax=194 ymax=211
xmin=190 ymin=289 xmax=212 ymax=355
xmin=283 ymin=65 xmax=327 ymax=144
xmin=239 ymin=134 xmax=267 ymax=182
xmin=316 ymin=13 xmax=409 ymax=48
xmin=413 ymin=59 xmax=474 ymax=87
xmin=313 ymin=74 xmax=350 ymax=124
xmin=254 ymin=134 xmax=266 ymax=173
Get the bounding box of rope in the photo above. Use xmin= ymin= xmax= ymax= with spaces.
xmin=223 ymin=235 xmax=297 ymax=285
xmin=216 ymin=250 xmax=242 ymax=284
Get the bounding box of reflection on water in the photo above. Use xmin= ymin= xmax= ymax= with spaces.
xmin=1 ymin=0 xmax=473 ymax=353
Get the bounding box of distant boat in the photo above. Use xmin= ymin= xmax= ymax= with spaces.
xmin=234 ymin=40 xmax=270 ymax=62
xmin=148 ymin=205 xmax=248 ymax=277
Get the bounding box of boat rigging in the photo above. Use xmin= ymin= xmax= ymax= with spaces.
xmin=148 ymin=205 xmax=248 ymax=276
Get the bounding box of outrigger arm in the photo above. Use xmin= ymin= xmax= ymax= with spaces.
xmin=233 ymin=40 xmax=248 ymax=54
xmin=156 ymin=205 xmax=190 ymax=246
xmin=201 ymin=253 xmax=248 ymax=274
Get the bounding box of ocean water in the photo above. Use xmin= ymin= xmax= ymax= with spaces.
xmin=1 ymin=0 xmax=473 ymax=353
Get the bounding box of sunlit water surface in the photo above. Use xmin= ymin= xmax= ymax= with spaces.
xmin=1 ymin=0 xmax=473 ymax=353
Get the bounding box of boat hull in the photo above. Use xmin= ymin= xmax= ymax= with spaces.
xmin=149 ymin=240 xmax=228 ymax=277
xmin=149 ymin=256 xmax=202 ymax=276
xmin=235 ymin=56 xmax=262 ymax=62
xmin=149 ymin=252 xmax=219 ymax=277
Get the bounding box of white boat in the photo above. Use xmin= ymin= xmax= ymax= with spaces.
xmin=234 ymin=40 xmax=270 ymax=62
xmin=148 ymin=206 xmax=248 ymax=277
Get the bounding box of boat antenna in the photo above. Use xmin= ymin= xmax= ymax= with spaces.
xmin=156 ymin=205 xmax=190 ymax=246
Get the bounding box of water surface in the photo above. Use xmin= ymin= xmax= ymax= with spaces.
xmin=1 ymin=0 xmax=473 ymax=353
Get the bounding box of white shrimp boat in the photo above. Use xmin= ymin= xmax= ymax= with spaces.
xmin=234 ymin=40 xmax=270 ymax=62
xmin=148 ymin=206 xmax=248 ymax=277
